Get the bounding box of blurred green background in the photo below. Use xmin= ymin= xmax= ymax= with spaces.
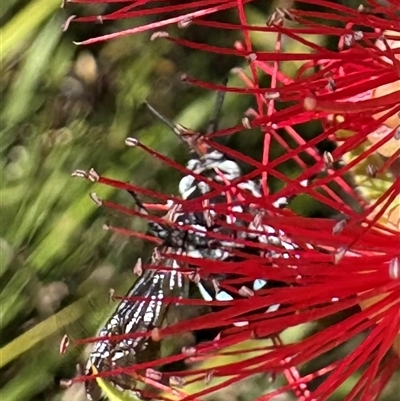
xmin=1 ymin=1 xmax=398 ymax=401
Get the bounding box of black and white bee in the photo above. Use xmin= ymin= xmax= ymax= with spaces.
xmin=83 ymin=92 xmax=302 ymax=399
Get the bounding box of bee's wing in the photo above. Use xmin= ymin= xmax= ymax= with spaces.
xmin=87 ymin=256 xmax=188 ymax=393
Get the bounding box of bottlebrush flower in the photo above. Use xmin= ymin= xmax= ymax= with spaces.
xmin=66 ymin=1 xmax=399 ymax=400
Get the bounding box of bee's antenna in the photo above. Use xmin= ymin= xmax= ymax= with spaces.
xmin=144 ymin=101 xmax=204 ymax=153
xmin=144 ymin=101 xmax=182 ymax=137
xmin=206 ymin=78 xmax=228 ymax=135
xmin=145 ymin=78 xmax=228 ymax=154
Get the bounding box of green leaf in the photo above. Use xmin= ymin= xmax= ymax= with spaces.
xmin=91 ymin=366 xmax=143 ymax=401
xmin=0 ymin=0 xmax=61 ymax=63
xmin=3 ymin=16 xmax=63 ymax=125
xmin=0 ymin=297 xmax=88 ymax=368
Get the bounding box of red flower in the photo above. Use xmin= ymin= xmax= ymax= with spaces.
xmin=66 ymin=1 xmax=400 ymax=400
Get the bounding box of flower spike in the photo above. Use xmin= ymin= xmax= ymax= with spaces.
xmin=66 ymin=2 xmax=400 ymax=400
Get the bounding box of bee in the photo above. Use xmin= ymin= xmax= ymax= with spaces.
xmin=83 ymin=90 xmax=299 ymax=399
xmin=85 ymin=254 xmax=190 ymax=399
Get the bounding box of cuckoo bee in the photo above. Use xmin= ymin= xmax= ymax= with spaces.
xmin=84 ymin=92 xmax=300 ymax=399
